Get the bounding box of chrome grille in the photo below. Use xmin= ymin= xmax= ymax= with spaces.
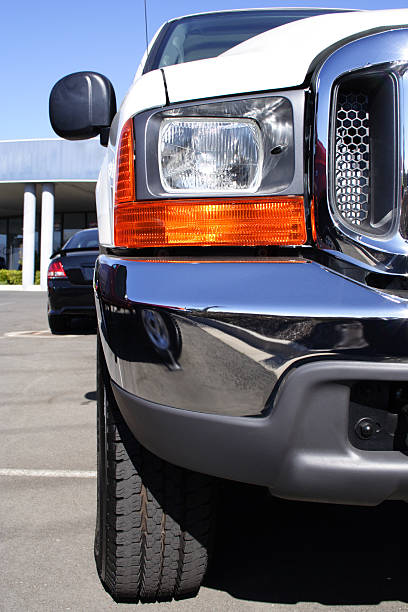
xmin=335 ymin=90 xmax=370 ymax=226
xmin=314 ymin=28 xmax=408 ymax=274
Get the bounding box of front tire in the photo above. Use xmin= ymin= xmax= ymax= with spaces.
xmin=95 ymin=336 xmax=216 ymax=603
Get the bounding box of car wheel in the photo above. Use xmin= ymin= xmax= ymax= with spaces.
xmin=48 ymin=314 xmax=70 ymax=334
xmin=95 ymin=335 xmax=216 ymax=603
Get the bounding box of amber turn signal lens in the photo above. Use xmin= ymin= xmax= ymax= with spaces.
xmin=114 ymin=197 xmax=306 ymax=248
xmin=115 ymin=118 xmax=135 ymax=205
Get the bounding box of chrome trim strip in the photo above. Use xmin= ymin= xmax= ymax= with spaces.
xmin=313 ymin=28 xmax=408 ymax=274
xmin=400 ymin=67 xmax=408 ymax=238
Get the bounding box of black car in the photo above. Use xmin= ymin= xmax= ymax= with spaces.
xmin=47 ymin=228 xmax=99 ymax=333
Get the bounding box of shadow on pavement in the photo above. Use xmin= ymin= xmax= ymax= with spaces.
xmin=204 ymin=481 xmax=408 ymax=606
xmin=84 ymin=391 xmax=97 ymax=401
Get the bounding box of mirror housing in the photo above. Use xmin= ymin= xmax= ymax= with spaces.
xmin=49 ymin=72 xmax=116 ymax=146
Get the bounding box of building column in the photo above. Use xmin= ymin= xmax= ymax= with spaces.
xmin=40 ymin=183 xmax=55 ymax=290
xmin=22 ymin=184 xmax=36 ymax=288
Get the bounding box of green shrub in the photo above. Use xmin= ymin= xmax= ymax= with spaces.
xmin=0 ymin=270 xmax=23 ymax=285
xmin=0 ymin=269 xmax=41 ymax=285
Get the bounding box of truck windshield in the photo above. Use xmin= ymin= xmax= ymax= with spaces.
xmin=144 ymin=9 xmax=351 ymax=73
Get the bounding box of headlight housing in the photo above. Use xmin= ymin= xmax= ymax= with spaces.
xmin=139 ymin=95 xmax=298 ymax=198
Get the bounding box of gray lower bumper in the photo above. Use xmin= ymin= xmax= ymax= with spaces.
xmin=112 ymin=360 xmax=408 ymax=506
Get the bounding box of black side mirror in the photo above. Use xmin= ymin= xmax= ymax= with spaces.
xmin=49 ymin=72 xmax=116 ymax=146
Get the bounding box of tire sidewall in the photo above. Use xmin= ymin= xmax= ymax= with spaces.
xmin=94 ymin=334 xmax=108 ymax=582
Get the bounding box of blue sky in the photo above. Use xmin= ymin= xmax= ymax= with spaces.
xmin=1 ymin=0 xmax=406 ymax=140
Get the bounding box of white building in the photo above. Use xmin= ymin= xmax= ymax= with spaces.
xmin=0 ymin=138 xmax=105 ymax=289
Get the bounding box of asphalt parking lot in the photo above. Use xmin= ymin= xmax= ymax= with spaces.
xmin=1 ymin=290 xmax=408 ymax=611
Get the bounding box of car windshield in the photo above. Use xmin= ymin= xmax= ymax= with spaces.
xmin=144 ymin=9 xmax=351 ymax=73
xmin=63 ymin=229 xmax=99 ymax=250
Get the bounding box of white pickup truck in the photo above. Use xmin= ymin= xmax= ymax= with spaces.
xmin=50 ymin=7 xmax=408 ymax=604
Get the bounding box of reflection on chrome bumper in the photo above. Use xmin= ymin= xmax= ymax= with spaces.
xmin=95 ymin=255 xmax=408 ymax=417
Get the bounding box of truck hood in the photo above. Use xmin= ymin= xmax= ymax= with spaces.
xmin=162 ymin=8 xmax=408 ymax=103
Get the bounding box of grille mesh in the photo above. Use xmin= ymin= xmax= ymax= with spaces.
xmin=335 ymin=90 xmax=370 ymax=225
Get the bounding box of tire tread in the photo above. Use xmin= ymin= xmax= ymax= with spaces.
xmin=95 ymin=343 xmax=214 ymax=603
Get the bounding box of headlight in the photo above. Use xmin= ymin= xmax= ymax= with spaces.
xmin=159 ymin=118 xmax=262 ymax=193
xmin=140 ymin=96 xmax=296 ymax=198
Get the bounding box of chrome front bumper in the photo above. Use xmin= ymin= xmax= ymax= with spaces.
xmin=95 ymin=254 xmax=408 ymax=418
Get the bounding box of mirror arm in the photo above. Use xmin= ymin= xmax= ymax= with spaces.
xmin=100 ymin=127 xmax=110 ymax=147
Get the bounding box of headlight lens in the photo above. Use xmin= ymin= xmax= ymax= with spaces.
xmin=159 ymin=118 xmax=262 ymax=193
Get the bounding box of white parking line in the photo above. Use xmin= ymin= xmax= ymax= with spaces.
xmin=5 ymin=330 xmax=80 ymax=338
xmin=0 ymin=468 xmax=96 ymax=478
